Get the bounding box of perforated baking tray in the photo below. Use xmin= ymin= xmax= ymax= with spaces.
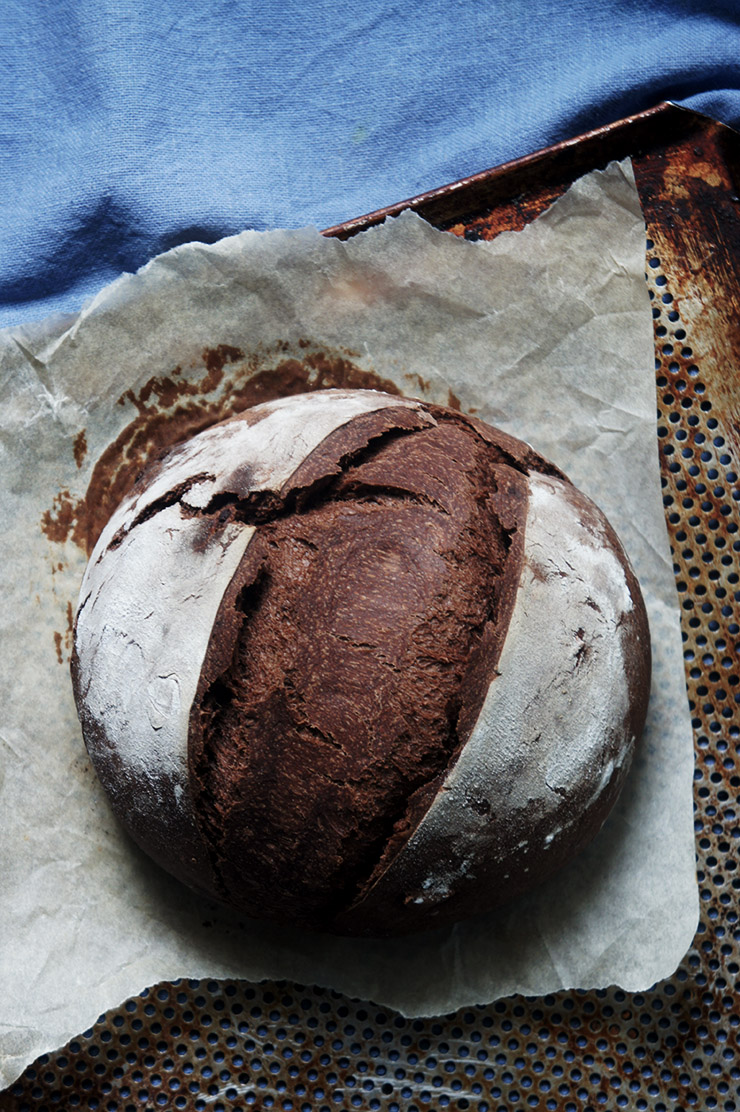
xmin=4 ymin=102 xmax=739 ymax=1112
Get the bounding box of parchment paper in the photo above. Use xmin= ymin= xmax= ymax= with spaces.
xmin=0 ymin=160 xmax=697 ymax=1088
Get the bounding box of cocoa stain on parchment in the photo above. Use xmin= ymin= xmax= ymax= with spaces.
xmin=406 ymin=372 xmax=430 ymax=395
xmin=52 ymin=600 xmax=76 ymax=666
xmin=42 ymin=490 xmax=81 ymax=546
xmin=41 ymin=343 xmax=401 ymax=557
xmin=73 ymin=430 xmax=87 ymax=469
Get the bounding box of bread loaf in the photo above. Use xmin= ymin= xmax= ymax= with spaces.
xmin=72 ymin=388 xmax=651 ymax=935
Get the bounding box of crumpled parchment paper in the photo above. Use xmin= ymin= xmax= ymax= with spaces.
xmin=0 ymin=159 xmax=697 ymax=1088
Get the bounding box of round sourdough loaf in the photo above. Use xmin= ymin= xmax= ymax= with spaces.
xmin=72 ymin=388 xmax=651 ymax=935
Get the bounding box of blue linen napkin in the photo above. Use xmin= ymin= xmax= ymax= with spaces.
xmin=2 ymin=0 xmax=739 ymax=329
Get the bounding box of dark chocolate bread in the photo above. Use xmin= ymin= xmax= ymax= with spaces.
xmin=72 ymin=389 xmax=651 ymax=935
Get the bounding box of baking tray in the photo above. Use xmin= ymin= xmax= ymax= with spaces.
xmin=3 ymin=101 xmax=740 ymax=1112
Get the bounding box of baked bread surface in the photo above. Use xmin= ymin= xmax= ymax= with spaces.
xmin=72 ymin=389 xmax=651 ymax=935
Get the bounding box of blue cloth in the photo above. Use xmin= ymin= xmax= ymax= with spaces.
xmin=2 ymin=0 xmax=739 ymax=330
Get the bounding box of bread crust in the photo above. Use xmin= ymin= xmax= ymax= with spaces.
xmin=335 ymin=472 xmax=651 ymax=934
xmin=72 ymin=389 xmax=651 ymax=934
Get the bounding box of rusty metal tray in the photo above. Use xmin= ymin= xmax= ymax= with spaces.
xmin=4 ymin=101 xmax=740 ymax=1112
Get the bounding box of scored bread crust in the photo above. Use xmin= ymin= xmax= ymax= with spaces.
xmin=72 ymin=389 xmax=426 ymax=897
xmin=335 ymin=471 xmax=650 ymax=934
xmin=71 ymin=389 xmax=651 ymax=934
